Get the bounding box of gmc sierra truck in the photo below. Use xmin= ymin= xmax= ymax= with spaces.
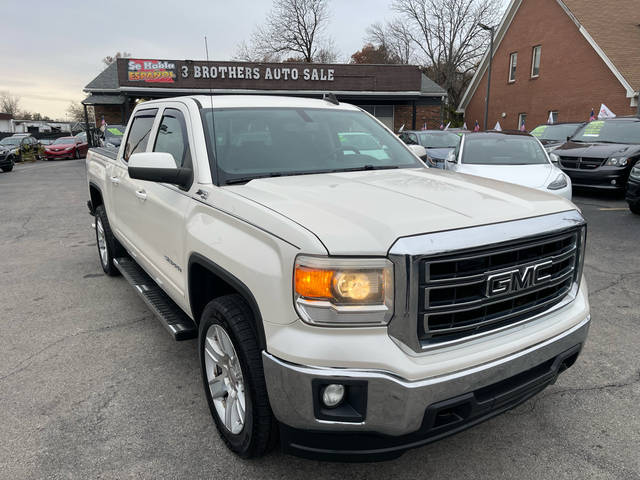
xmin=86 ymin=95 xmax=590 ymax=461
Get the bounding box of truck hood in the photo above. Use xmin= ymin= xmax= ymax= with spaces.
xmin=554 ymin=141 xmax=636 ymax=158
xmin=456 ymin=163 xmax=556 ymax=189
xmin=227 ymin=168 xmax=575 ymax=255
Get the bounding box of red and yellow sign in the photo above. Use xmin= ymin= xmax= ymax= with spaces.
xmin=127 ymin=59 xmax=176 ymax=83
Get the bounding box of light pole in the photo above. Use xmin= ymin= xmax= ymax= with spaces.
xmin=479 ymin=23 xmax=495 ymax=131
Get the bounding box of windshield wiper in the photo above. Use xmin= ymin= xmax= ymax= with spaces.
xmin=224 ymin=165 xmax=401 ymax=185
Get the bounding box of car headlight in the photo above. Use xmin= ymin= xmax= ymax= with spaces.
xmin=630 ymin=163 xmax=640 ymax=179
xmin=605 ymin=157 xmax=628 ymax=167
xmin=548 ymin=172 xmax=568 ymax=190
xmin=549 ymin=152 xmax=560 ymax=163
xmin=293 ymin=255 xmax=394 ymax=326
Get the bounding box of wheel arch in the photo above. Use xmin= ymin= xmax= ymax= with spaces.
xmin=188 ymin=253 xmax=267 ymax=350
xmin=88 ymin=182 xmax=103 ymax=214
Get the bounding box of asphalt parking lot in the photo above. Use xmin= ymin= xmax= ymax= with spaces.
xmin=1 ymin=160 xmax=639 ymax=480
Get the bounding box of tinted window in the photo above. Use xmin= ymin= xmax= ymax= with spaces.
xmin=531 ymin=124 xmax=581 ymax=141
xmin=202 ymin=107 xmax=421 ymax=184
xmin=571 ymin=120 xmax=640 ymax=144
xmin=123 ymin=109 xmax=157 ymax=161
xmin=462 ymin=135 xmax=549 ymax=165
xmin=153 ymin=108 xmax=191 ymax=167
xmin=417 ymin=132 xmax=460 ymax=148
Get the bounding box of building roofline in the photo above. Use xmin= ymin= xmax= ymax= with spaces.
xmin=457 ymin=0 xmax=639 ymax=113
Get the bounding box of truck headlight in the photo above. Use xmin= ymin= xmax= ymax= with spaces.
xmin=605 ymin=157 xmax=627 ymax=167
xmin=630 ymin=163 xmax=640 ymax=179
xmin=294 ymin=255 xmax=393 ymax=326
xmin=548 ymin=173 xmax=568 ymax=190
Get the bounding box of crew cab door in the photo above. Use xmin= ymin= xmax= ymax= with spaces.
xmin=125 ymin=104 xmax=195 ymax=304
xmin=109 ymin=108 xmax=159 ymax=252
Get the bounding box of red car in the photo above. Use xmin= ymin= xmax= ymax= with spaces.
xmin=44 ymin=136 xmax=89 ymax=160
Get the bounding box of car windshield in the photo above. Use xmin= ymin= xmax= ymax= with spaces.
xmin=462 ymin=135 xmax=549 ymax=165
xmin=202 ymin=107 xmax=422 ymax=184
xmin=0 ymin=137 xmax=21 ymax=146
xmin=417 ymin=132 xmax=460 ymax=149
xmin=54 ymin=137 xmax=75 ymax=144
xmin=571 ymin=120 xmax=640 ymax=144
xmin=531 ymin=124 xmax=581 ymax=141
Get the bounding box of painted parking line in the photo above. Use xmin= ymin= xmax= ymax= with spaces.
xmin=598 ymin=207 xmax=628 ymax=211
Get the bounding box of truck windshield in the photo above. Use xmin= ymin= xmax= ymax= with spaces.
xmin=462 ymin=135 xmax=549 ymax=165
xmin=201 ymin=107 xmax=422 ymax=185
xmin=571 ymin=119 xmax=640 ymax=144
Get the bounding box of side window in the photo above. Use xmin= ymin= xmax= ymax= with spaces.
xmin=123 ymin=109 xmax=158 ymax=162
xmin=153 ymin=108 xmax=191 ymax=168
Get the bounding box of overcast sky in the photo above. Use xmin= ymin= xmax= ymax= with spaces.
xmin=1 ymin=0 xmax=401 ymax=119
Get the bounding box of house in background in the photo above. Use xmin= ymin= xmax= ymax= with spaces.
xmin=0 ymin=113 xmax=13 ymax=132
xmin=458 ymin=0 xmax=640 ymax=130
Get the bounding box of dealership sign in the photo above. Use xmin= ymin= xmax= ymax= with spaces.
xmin=118 ymin=58 xmax=422 ymax=92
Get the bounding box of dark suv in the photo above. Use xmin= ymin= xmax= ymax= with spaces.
xmin=550 ymin=117 xmax=640 ymax=191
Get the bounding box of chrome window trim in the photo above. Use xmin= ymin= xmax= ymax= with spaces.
xmin=387 ymin=210 xmax=586 ymax=353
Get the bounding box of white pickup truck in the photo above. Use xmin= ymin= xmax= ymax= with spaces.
xmin=86 ymin=95 xmax=590 ymax=461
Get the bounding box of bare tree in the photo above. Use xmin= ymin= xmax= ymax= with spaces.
xmin=237 ymin=0 xmax=337 ymax=63
xmin=102 ymin=51 xmax=131 ymax=66
xmin=0 ymin=91 xmax=21 ymax=116
xmin=366 ymin=20 xmax=414 ymax=64
xmin=67 ymin=101 xmax=86 ymax=122
xmin=392 ymin=0 xmax=502 ymax=106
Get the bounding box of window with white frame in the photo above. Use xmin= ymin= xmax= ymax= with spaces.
xmin=549 ymin=111 xmax=558 ymax=124
xmin=509 ymin=52 xmax=517 ymax=82
xmin=531 ymin=45 xmax=541 ymax=77
xmin=518 ymin=113 xmax=527 ymax=131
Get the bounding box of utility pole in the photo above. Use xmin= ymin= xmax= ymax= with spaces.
xmin=479 ymin=23 xmax=495 ymax=131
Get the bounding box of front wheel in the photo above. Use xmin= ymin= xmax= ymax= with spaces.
xmin=199 ymin=295 xmax=277 ymax=458
xmin=629 ymin=202 xmax=640 ymax=215
xmin=1 ymin=165 xmax=13 ymax=172
xmin=74 ymin=149 xmax=80 ymax=160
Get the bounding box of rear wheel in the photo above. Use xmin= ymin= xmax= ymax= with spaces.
xmin=199 ymin=295 xmax=276 ymax=458
xmin=94 ymin=205 xmax=125 ymax=276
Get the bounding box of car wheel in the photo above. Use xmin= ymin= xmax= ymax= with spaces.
xmin=199 ymin=294 xmax=277 ymax=458
xmin=74 ymin=149 xmax=80 ymax=159
xmin=1 ymin=165 xmax=12 ymax=172
xmin=629 ymin=203 xmax=640 ymax=215
xmin=94 ymin=205 xmax=125 ymax=276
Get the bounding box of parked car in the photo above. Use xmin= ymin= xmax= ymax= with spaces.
xmin=0 ymin=138 xmax=17 ymax=172
xmin=1 ymin=135 xmax=43 ymax=162
xmin=626 ymin=161 xmax=640 ymax=214
xmin=445 ymin=131 xmax=572 ymax=199
xmin=398 ymin=130 xmax=461 ymax=168
xmin=85 ymin=95 xmax=589 ymax=460
xmin=530 ymin=122 xmax=585 ymax=152
xmin=550 ymin=117 xmax=640 ymax=191
xmin=101 ymin=125 xmax=125 ymax=149
xmin=44 ymin=136 xmax=89 ymax=160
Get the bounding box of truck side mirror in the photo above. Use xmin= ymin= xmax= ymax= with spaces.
xmin=128 ymin=152 xmax=192 ymax=188
xmin=407 ymin=144 xmax=427 ymax=160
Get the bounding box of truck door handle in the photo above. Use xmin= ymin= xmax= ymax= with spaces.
xmin=135 ymin=189 xmax=147 ymax=201
xmin=110 ymin=176 xmax=120 ymax=185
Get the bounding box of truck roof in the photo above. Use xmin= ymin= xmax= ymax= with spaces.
xmin=141 ymin=94 xmax=361 ymax=111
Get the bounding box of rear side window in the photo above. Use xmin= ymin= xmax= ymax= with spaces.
xmin=123 ymin=109 xmax=158 ymax=161
xmin=153 ymin=108 xmax=191 ymax=168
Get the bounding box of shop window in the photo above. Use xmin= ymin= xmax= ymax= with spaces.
xmin=360 ymin=105 xmax=394 ymax=130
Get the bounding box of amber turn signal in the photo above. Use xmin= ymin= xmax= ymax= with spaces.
xmin=294 ymin=266 xmax=333 ymax=299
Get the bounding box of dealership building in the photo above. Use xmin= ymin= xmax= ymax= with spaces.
xmin=83 ymin=58 xmax=446 ymax=132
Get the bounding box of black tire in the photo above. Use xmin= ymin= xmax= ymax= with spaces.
xmin=199 ymin=294 xmax=277 ymax=458
xmin=629 ymin=202 xmax=640 ymax=215
xmin=1 ymin=164 xmax=12 ymax=172
xmin=75 ymin=149 xmax=80 ymax=159
xmin=94 ymin=205 xmax=125 ymax=276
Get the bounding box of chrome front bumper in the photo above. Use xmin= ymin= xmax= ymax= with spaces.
xmin=263 ymin=315 xmax=590 ymax=441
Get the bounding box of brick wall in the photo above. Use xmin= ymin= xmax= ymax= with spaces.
xmin=394 ymin=105 xmax=441 ymax=131
xmin=464 ymin=0 xmax=636 ymax=131
xmin=93 ymin=105 xmax=123 ymax=127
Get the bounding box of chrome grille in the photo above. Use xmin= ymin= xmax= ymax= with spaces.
xmin=417 ymin=230 xmax=579 ymax=344
xmin=559 ymin=156 xmax=606 ymax=169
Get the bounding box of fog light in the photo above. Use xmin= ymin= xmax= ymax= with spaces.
xmin=322 ymin=384 xmax=345 ymax=408
xmin=611 ymin=179 xmax=617 ymax=185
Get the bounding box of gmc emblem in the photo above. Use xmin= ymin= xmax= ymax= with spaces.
xmin=486 ymin=260 xmax=553 ymax=297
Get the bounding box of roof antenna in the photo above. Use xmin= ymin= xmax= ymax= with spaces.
xmin=323 ymin=92 xmax=339 ymax=105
